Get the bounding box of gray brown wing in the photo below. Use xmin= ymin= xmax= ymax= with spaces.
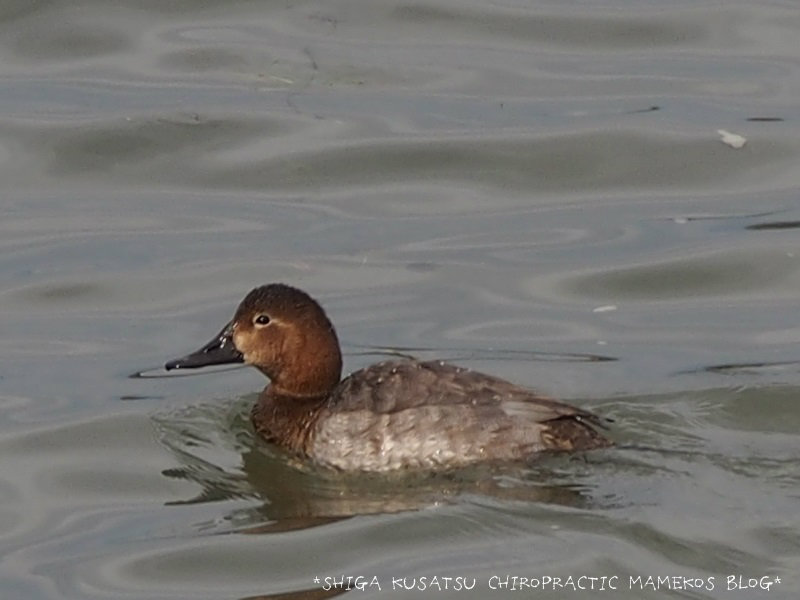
xmin=331 ymin=359 xmax=599 ymax=419
xmin=321 ymin=360 xmax=611 ymax=464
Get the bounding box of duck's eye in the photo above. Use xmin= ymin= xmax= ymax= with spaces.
xmin=254 ymin=314 xmax=271 ymax=326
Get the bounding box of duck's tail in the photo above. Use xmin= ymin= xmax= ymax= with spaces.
xmin=541 ymin=414 xmax=615 ymax=451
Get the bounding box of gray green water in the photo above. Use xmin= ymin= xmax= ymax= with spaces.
xmin=1 ymin=1 xmax=799 ymax=598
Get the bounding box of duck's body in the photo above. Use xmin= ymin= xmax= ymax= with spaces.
xmin=166 ymin=284 xmax=611 ymax=472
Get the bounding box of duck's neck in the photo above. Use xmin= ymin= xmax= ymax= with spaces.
xmin=251 ymin=388 xmax=329 ymax=455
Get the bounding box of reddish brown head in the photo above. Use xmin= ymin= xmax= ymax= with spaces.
xmin=166 ymin=283 xmax=343 ymax=398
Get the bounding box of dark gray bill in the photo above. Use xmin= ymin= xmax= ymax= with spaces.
xmin=165 ymin=321 xmax=243 ymax=370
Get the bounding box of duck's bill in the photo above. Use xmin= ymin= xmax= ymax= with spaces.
xmin=164 ymin=322 xmax=244 ymax=370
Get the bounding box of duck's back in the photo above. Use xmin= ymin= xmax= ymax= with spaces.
xmin=310 ymin=359 xmax=611 ymax=471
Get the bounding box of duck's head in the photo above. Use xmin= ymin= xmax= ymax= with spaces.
xmin=165 ymin=283 xmax=343 ymax=398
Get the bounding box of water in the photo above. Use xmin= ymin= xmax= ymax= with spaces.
xmin=1 ymin=1 xmax=799 ymax=598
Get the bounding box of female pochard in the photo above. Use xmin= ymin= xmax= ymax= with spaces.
xmin=166 ymin=283 xmax=612 ymax=471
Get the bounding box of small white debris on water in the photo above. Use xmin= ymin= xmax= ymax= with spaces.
xmin=597 ymin=340 xmax=607 ymax=345
xmin=673 ymin=217 xmax=689 ymax=224
xmin=592 ymin=305 xmax=618 ymax=313
xmin=717 ymin=129 xmax=747 ymax=149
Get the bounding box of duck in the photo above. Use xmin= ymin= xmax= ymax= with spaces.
xmin=165 ymin=283 xmax=612 ymax=471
